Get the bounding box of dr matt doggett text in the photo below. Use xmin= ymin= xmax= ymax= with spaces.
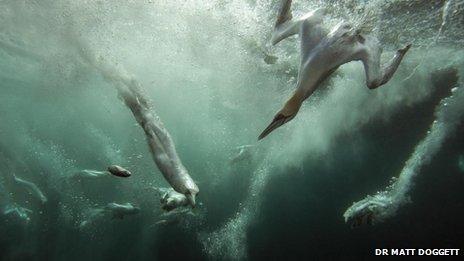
xmin=375 ymin=249 xmax=460 ymax=256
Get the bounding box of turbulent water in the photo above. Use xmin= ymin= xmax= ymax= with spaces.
xmin=1 ymin=0 xmax=464 ymax=260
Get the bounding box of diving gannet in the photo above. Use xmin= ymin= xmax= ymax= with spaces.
xmin=75 ymin=42 xmax=199 ymax=207
xmin=12 ymin=174 xmax=47 ymax=204
xmin=258 ymin=0 xmax=411 ymax=140
xmin=3 ymin=204 xmax=33 ymax=223
xmin=79 ymin=202 xmax=140 ymax=228
xmin=104 ymin=202 xmax=140 ymax=219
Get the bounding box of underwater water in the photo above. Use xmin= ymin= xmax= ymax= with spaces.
xmin=1 ymin=0 xmax=464 ymax=260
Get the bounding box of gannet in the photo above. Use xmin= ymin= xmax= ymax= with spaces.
xmin=79 ymin=202 xmax=140 ymax=228
xmin=74 ymin=43 xmax=199 ymax=207
xmin=120 ymin=86 xmax=199 ymax=207
xmin=258 ymin=0 xmax=411 ymax=140
xmin=12 ymin=174 xmax=47 ymax=204
xmin=104 ymin=203 xmax=140 ymax=219
xmin=3 ymin=204 xmax=33 ymax=223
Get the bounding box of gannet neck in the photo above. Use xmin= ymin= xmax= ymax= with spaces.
xmin=282 ymin=89 xmax=304 ymax=116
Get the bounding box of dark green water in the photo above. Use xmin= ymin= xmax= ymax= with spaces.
xmin=1 ymin=0 xmax=464 ymax=260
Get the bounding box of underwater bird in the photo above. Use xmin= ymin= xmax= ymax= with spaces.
xmin=119 ymin=87 xmax=200 ymax=207
xmin=344 ymin=70 xmax=463 ymax=228
xmin=120 ymin=86 xmax=199 ymax=207
xmin=107 ymin=165 xmax=132 ymax=178
xmin=104 ymin=203 xmax=140 ymax=219
xmin=2 ymin=204 xmax=33 ymax=223
xmin=258 ymin=0 xmax=411 ymax=140
xmin=75 ymin=43 xmax=199 ymax=207
xmin=79 ymin=202 xmax=140 ymax=228
xmin=12 ymin=174 xmax=47 ymax=204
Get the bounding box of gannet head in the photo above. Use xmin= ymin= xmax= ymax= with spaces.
xmin=258 ymin=91 xmax=302 ymax=140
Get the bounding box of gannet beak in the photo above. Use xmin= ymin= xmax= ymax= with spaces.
xmin=186 ymin=193 xmax=196 ymax=208
xmin=258 ymin=113 xmax=292 ymax=140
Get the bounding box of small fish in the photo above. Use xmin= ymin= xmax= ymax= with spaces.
xmin=107 ymin=165 xmax=132 ymax=178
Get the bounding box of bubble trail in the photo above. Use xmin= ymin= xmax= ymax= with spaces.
xmin=344 ymin=78 xmax=464 ymax=227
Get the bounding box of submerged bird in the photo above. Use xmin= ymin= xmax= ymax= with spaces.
xmin=75 ymin=43 xmax=199 ymax=207
xmin=104 ymin=203 xmax=140 ymax=219
xmin=121 ymin=86 xmax=199 ymax=207
xmin=79 ymin=202 xmax=140 ymax=228
xmin=2 ymin=204 xmax=33 ymax=223
xmin=12 ymin=174 xmax=47 ymax=204
xmin=258 ymin=0 xmax=411 ymax=140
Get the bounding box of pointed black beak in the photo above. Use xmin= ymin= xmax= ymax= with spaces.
xmin=258 ymin=113 xmax=291 ymax=140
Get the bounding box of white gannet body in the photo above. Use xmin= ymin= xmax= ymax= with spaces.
xmin=104 ymin=203 xmax=140 ymax=219
xmin=75 ymin=43 xmax=199 ymax=207
xmin=259 ymin=0 xmax=411 ymax=140
xmin=121 ymin=87 xmax=199 ymax=207
xmin=2 ymin=204 xmax=33 ymax=223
